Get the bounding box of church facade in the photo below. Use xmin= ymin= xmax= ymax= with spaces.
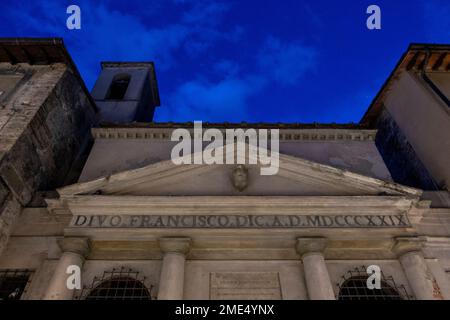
xmin=0 ymin=38 xmax=449 ymax=300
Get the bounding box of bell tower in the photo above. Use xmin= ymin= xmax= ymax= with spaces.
xmin=91 ymin=62 xmax=160 ymax=123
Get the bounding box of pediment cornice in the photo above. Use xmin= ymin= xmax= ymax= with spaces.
xmin=51 ymin=195 xmax=419 ymax=216
xmin=57 ymin=144 xmax=421 ymax=198
xmin=92 ymin=127 xmax=377 ymax=142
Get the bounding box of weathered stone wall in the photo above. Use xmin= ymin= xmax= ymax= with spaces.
xmin=0 ymin=62 xmax=97 ymax=254
xmin=0 ymin=63 xmax=96 ymax=204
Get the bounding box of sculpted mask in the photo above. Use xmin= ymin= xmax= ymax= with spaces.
xmin=231 ymin=165 xmax=249 ymax=192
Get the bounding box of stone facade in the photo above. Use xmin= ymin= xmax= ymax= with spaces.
xmin=0 ymin=40 xmax=449 ymax=300
xmin=0 ymin=39 xmax=97 ymax=258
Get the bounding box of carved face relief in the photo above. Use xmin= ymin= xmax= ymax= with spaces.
xmin=231 ymin=165 xmax=249 ymax=192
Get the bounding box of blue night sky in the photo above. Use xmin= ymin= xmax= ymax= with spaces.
xmin=0 ymin=1 xmax=449 ymax=123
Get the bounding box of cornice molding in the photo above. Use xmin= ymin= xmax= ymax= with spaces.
xmin=91 ymin=127 xmax=377 ymax=142
xmin=53 ymin=195 xmax=418 ymax=216
xmin=57 ymin=145 xmax=421 ymax=198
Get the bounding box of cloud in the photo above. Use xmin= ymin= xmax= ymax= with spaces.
xmin=257 ymin=36 xmax=317 ymax=86
xmin=179 ymin=2 xmax=242 ymax=58
xmin=0 ymin=0 xmax=238 ymax=88
xmin=213 ymin=60 xmax=241 ymax=77
xmin=157 ymin=36 xmax=318 ymax=122
xmin=156 ymin=74 xmax=267 ymax=121
xmin=1 ymin=2 xmax=318 ymax=122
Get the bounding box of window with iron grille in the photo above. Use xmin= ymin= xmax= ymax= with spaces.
xmin=78 ymin=267 xmax=153 ymax=300
xmin=0 ymin=269 xmax=33 ymax=300
xmin=337 ymin=266 xmax=413 ymax=300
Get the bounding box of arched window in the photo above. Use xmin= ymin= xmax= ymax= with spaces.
xmin=106 ymin=73 xmax=131 ymax=100
xmin=337 ymin=266 xmax=412 ymax=300
xmin=79 ymin=267 xmax=152 ymax=300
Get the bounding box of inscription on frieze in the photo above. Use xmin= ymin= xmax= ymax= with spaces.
xmin=210 ymin=272 xmax=282 ymax=300
xmin=70 ymin=214 xmax=411 ymax=228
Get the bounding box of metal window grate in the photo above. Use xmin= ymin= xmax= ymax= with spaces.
xmin=337 ymin=266 xmax=413 ymax=300
xmin=0 ymin=269 xmax=33 ymax=300
xmin=77 ymin=267 xmax=153 ymax=300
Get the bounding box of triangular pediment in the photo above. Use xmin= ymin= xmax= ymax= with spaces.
xmin=58 ymin=143 xmax=421 ymax=197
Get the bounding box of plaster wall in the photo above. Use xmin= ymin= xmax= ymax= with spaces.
xmin=383 ymin=72 xmax=450 ymax=189
xmin=79 ymin=138 xmax=392 ymax=183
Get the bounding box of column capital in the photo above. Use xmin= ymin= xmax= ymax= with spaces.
xmin=57 ymin=237 xmax=91 ymax=257
xmin=392 ymin=236 xmax=425 ymax=257
xmin=296 ymin=237 xmax=328 ymax=257
xmin=159 ymin=237 xmax=191 ymax=255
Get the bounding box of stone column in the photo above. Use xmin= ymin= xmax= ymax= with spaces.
xmin=43 ymin=237 xmax=90 ymax=300
xmin=157 ymin=237 xmax=191 ymax=300
xmin=296 ymin=237 xmax=335 ymax=300
xmin=393 ymin=237 xmax=441 ymax=300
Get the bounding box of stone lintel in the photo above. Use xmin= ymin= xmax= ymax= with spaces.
xmin=392 ymin=236 xmax=425 ymax=257
xmin=159 ymin=237 xmax=191 ymax=255
xmin=58 ymin=237 xmax=91 ymax=257
xmin=296 ymin=237 xmax=328 ymax=257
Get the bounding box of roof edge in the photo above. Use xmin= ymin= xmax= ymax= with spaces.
xmin=360 ymin=42 xmax=450 ymax=126
xmin=0 ymin=37 xmax=99 ymax=112
xmin=97 ymin=121 xmax=371 ymax=129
